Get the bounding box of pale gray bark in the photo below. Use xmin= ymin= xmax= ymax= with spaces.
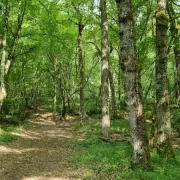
xmin=88 ymin=36 xmax=116 ymax=117
xmin=116 ymin=0 xmax=150 ymax=168
xmin=100 ymin=0 xmax=110 ymax=138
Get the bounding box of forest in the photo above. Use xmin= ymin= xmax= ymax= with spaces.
xmin=0 ymin=0 xmax=180 ymax=179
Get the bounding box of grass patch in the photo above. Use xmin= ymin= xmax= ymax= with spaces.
xmin=0 ymin=126 xmax=17 ymax=144
xmin=72 ymin=118 xmax=180 ymax=180
xmin=0 ymin=122 xmax=30 ymax=144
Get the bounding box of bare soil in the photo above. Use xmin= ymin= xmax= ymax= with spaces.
xmin=0 ymin=109 xmax=82 ymax=180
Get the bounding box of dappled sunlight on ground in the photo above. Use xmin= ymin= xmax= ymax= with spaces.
xmin=0 ymin=110 xmax=79 ymax=180
xmin=64 ymin=115 xmax=76 ymax=121
xmin=29 ymin=112 xmax=56 ymax=126
xmin=43 ymin=129 xmax=73 ymax=139
xmin=11 ymin=130 xmax=41 ymax=140
xmin=29 ymin=119 xmax=56 ymax=126
xmin=29 ymin=117 xmax=56 ymax=126
xmin=77 ymin=138 xmax=85 ymax=141
xmin=0 ymin=146 xmax=39 ymax=154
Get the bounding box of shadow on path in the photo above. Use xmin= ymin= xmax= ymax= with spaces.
xmin=0 ymin=110 xmax=80 ymax=180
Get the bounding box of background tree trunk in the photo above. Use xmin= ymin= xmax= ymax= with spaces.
xmin=53 ymin=57 xmax=57 ymax=115
xmin=0 ymin=0 xmax=26 ymax=113
xmin=167 ymin=0 xmax=180 ymax=104
xmin=100 ymin=0 xmax=110 ymax=138
xmin=78 ymin=21 xmax=85 ymax=119
xmin=155 ymin=0 xmax=174 ymax=158
xmin=116 ymin=0 xmax=150 ymax=168
xmin=5 ymin=0 xmax=26 ymax=75
xmin=0 ymin=0 xmax=9 ymax=113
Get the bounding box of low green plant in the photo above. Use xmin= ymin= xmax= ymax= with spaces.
xmin=72 ymin=118 xmax=180 ymax=180
xmin=0 ymin=127 xmax=17 ymax=144
xmin=0 ymin=122 xmax=29 ymax=144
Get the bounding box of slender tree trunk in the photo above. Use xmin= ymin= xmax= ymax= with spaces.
xmin=77 ymin=21 xmax=85 ymax=119
xmin=61 ymin=79 xmax=66 ymax=117
xmin=116 ymin=0 xmax=150 ymax=168
xmin=67 ymin=96 xmax=70 ymax=113
xmin=100 ymin=0 xmax=110 ymax=138
xmin=155 ymin=0 xmax=174 ymax=158
xmin=118 ymin=58 xmax=121 ymax=107
xmin=88 ymin=37 xmax=116 ymax=117
xmin=53 ymin=57 xmax=57 ymax=115
xmin=167 ymin=0 xmax=180 ymax=104
xmin=0 ymin=0 xmax=9 ymax=113
xmin=54 ymin=89 xmax=57 ymax=114
xmin=0 ymin=0 xmax=26 ymax=112
xmin=5 ymin=0 xmax=26 ymax=75
xmin=59 ymin=63 xmax=66 ymax=117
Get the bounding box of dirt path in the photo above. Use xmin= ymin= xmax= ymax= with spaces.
xmin=0 ymin=110 xmax=81 ymax=180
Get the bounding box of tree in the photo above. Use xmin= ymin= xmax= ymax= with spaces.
xmin=77 ymin=19 xmax=85 ymax=119
xmin=0 ymin=0 xmax=9 ymax=112
xmin=0 ymin=0 xmax=26 ymax=113
xmin=167 ymin=0 xmax=180 ymax=104
xmin=68 ymin=0 xmax=94 ymax=119
xmin=100 ymin=0 xmax=110 ymax=138
xmin=155 ymin=0 xmax=174 ymax=158
xmin=116 ymin=0 xmax=150 ymax=168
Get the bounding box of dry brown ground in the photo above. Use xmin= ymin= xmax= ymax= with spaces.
xmin=0 ymin=109 xmax=83 ymax=180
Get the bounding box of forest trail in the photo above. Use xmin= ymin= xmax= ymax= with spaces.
xmin=0 ymin=109 xmax=81 ymax=180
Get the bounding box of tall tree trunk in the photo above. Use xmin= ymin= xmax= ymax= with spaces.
xmin=116 ymin=0 xmax=150 ymax=168
xmin=167 ymin=0 xmax=180 ymax=104
xmin=59 ymin=63 xmax=66 ymax=117
xmin=0 ymin=0 xmax=9 ymax=113
xmin=155 ymin=0 xmax=174 ymax=158
xmin=78 ymin=21 xmax=85 ymax=119
xmin=5 ymin=0 xmax=26 ymax=75
xmin=100 ymin=0 xmax=110 ymax=138
xmin=88 ymin=37 xmax=116 ymax=117
xmin=0 ymin=0 xmax=26 ymax=113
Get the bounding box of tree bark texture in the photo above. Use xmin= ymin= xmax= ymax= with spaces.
xmin=0 ymin=0 xmax=9 ymax=112
xmin=116 ymin=0 xmax=150 ymax=168
xmin=78 ymin=21 xmax=85 ymax=119
xmin=155 ymin=0 xmax=174 ymax=158
xmin=6 ymin=0 xmax=26 ymax=75
xmin=0 ymin=0 xmax=26 ymax=113
xmin=167 ymin=0 xmax=180 ymax=104
xmin=100 ymin=0 xmax=110 ymax=138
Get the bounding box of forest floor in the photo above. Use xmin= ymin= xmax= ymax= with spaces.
xmin=0 ymin=108 xmax=85 ymax=180
xmin=0 ymin=107 xmax=180 ymax=180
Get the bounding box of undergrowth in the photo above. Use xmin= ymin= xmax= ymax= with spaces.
xmin=0 ymin=123 xmax=30 ymax=144
xmin=72 ymin=118 xmax=180 ymax=180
